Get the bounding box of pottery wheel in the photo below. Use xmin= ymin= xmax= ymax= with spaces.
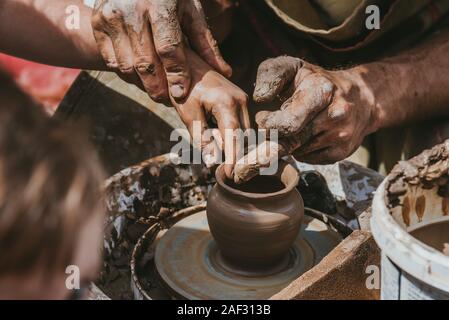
xmin=155 ymin=211 xmax=342 ymax=300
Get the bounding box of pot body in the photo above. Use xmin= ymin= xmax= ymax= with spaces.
xmin=206 ymin=165 xmax=304 ymax=269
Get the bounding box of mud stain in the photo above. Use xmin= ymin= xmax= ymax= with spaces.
xmin=402 ymin=196 xmax=411 ymax=227
xmin=415 ymin=195 xmax=426 ymax=222
xmin=386 ymin=141 xmax=449 ymax=219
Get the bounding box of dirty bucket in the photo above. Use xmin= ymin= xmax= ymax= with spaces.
xmin=371 ymin=142 xmax=449 ymax=300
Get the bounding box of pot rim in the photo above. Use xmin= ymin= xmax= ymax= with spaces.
xmin=215 ymin=161 xmax=299 ymax=200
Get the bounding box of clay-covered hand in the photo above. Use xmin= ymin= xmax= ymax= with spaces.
xmin=172 ymin=50 xmax=250 ymax=178
xmin=91 ymin=0 xmax=232 ymax=103
xmin=253 ymin=56 xmax=378 ymax=164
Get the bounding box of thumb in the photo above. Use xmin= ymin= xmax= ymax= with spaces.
xmin=253 ymin=56 xmax=303 ymax=103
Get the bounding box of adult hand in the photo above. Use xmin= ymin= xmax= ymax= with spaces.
xmin=91 ymin=0 xmax=232 ymax=103
xmin=253 ymin=56 xmax=378 ymax=164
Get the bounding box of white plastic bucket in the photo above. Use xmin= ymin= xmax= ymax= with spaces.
xmin=371 ymin=178 xmax=449 ymax=300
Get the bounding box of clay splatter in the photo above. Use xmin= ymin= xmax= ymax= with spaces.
xmin=402 ymin=196 xmax=411 ymax=226
xmin=415 ymin=195 xmax=426 ymax=222
xmin=103 ymin=0 xmax=143 ymax=33
xmin=387 ymin=140 xmax=449 ymax=209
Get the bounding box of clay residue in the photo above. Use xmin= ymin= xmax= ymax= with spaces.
xmin=100 ymin=154 xmax=215 ymax=299
xmin=102 ymin=0 xmax=143 ymax=33
xmin=233 ymin=125 xmax=314 ymax=184
xmin=253 ymin=56 xmax=302 ymax=104
xmin=386 ymin=140 xmax=449 ymax=209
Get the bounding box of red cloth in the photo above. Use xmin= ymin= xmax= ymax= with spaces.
xmin=0 ymin=54 xmax=80 ymax=114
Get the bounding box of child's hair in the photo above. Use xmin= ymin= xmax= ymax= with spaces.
xmin=0 ymin=71 xmax=106 ymax=276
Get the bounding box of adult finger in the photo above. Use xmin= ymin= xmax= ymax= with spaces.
xmin=202 ymin=128 xmax=223 ymax=168
xmin=149 ymin=0 xmax=191 ymax=100
xmin=253 ymin=56 xmax=304 ymax=103
xmin=174 ymin=100 xmax=209 ymax=149
xmin=92 ymin=28 xmax=118 ymax=69
xmin=101 ymin=12 xmax=142 ymax=86
xmin=125 ymin=18 xmax=168 ymax=103
xmin=92 ymin=2 xmax=118 ymax=68
xmin=176 ymin=104 xmax=225 ymax=168
xmin=256 ymin=73 xmax=335 ymax=137
xmin=183 ymin=0 xmax=232 ymax=77
xmin=213 ymin=103 xmax=244 ymax=179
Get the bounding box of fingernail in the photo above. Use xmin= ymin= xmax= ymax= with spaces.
xmin=224 ymin=164 xmax=234 ymax=179
xmin=170 ymin=84 xmax=185 ymax=99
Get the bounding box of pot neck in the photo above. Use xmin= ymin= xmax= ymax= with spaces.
xmin=214 ymin=162 xmax=299 ymax=201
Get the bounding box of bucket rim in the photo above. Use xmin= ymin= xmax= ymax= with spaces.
xmin=371 ymin=178 xmax=449 ymax=293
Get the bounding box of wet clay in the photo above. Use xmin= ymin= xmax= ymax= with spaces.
xmin=253 ymin=56 xmax=303 ymax=104
xmin=410 ymin=221 xmax=449 ymax=256
xmin=207 ymin=161 xmax=304 ymax=271
xmin=233 ymin=141 xmax=287 ymax=184
xmin=386 ymin=140 xmax=449 ymax=208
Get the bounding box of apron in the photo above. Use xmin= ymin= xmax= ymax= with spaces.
xmin=263 ymin=0 xmax=449 ymax=53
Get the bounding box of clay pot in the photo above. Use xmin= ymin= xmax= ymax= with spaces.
xmin=207 ymin=161 xmax=304 ymax=271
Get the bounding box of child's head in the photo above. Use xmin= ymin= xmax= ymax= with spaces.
xmin=0 ymin=72 xmax=106 ymax=299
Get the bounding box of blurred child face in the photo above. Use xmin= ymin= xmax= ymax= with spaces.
xmin=0 ymin=71 xmax=107 ymax=300
xmin=0 ymin=212 xmax=104 ymax=300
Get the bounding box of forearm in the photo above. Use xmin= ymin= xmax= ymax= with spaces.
xmin=352 ymin=28 xmax=449 ymax=131
xmin=0 ymin=0 xmax=104 ymax=70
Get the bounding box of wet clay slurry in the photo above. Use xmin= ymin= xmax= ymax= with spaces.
xmin=206 ymin=161 xmax=304 ymax=272
xmin=410 ymin=220 xmax=449 ymax=256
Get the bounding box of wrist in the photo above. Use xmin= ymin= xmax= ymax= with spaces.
xmin=348 ymin=61 xmax=409 ymax=133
